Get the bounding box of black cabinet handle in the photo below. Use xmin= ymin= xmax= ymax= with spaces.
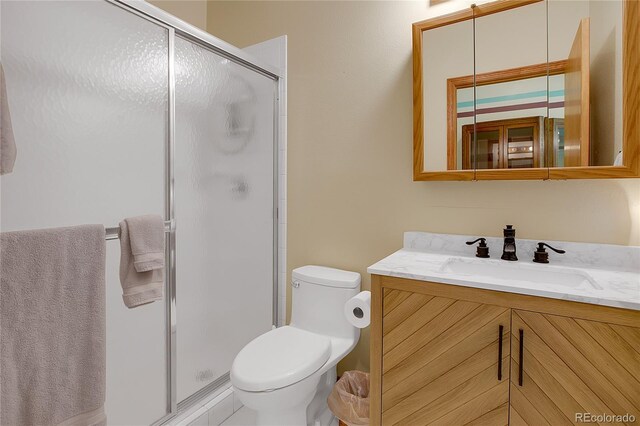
xmin=498 ymin=325 xmax=504 ymax=380
xmin=518 ymin=329 xmax=524 ymax=386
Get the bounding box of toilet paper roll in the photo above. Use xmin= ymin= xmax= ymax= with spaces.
xmin=344 ymin=291 xmax=371 ymax=328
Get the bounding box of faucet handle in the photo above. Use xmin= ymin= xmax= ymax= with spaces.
xmin=538 ymin=242 xmax=565 ymax=254
xmin=533 ymin=242 xmax=566 ymax=263
xmin=466 ymin=238 xmax=489 ymax=258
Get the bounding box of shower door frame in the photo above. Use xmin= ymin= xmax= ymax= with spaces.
xmin=106 ymin=1 xmax=284 ymax=423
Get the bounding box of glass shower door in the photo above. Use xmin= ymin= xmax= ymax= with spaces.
xmin=0 ymin=1 xmax=169 ymax=423
xmin=174 ymin=37 xmax=277 ymax=401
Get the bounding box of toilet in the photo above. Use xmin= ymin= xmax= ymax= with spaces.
xmin=231 ymin=265 xmax=361 ymax=426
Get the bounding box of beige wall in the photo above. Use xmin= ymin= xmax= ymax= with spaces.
xmin=205 ymin=1 xmax=640 ymax=374
xmin=149 ymin=0 xmax=207 ymax=30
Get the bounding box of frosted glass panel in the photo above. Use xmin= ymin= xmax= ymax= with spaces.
xmin=1 ymin=1 xmax=168 ymax=424
xmin=175 ymin=37 xmax=276 ymax=401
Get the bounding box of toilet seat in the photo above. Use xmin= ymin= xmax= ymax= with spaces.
xmin=231 ymin=326 xmax=331 ymax=392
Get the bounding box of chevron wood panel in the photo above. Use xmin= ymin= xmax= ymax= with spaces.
xmin=610 ymin=323 xmax=640 ymax=349
xmin=383 ymin=289 xmax=414 ymax=316
xmin=511 ymin=310 xmax=640 ymax=425
xmin=381 ymin=289 xmax=509 ymax=425
xmin=384 ymin=298 xmax=476 ymax=363
xmin=465 ymin=402 xmax=509 ymax=426
xmin=510 ymin=357 xmax=574 ymax=426
xmin=576 ymin=319 xmax=640 ymax=383
xmin=383 ymin=302 xmax=508 ymax=385
xmin=383 ymin=315 xmax=508 ymax=408
xmin=383 ymin=292 xmax=441 ymax=341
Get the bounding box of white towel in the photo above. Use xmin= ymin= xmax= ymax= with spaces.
xmin=1 ymin=225 xmax=107 ymax=426
xmin=118 ymin=215 xmax=165 ymax=308
xmin=125 ymin=215 xmax=165 ymax=272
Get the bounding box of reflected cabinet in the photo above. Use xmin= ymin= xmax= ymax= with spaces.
xmin=462 ymin=117 xmax=543 ymax=170
xmin=412 ymin=0 xmax=639 ymax=181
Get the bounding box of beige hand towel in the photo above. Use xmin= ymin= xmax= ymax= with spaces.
xmin=1 ymin=63 xmax=17 ymax=175
xmin=0 ymin=225 xmax=107 ymax=426
xmin=125 ymin=214 xmax=165 ymax=272
xmin=119 ymin=217 xmax=164 ymax=308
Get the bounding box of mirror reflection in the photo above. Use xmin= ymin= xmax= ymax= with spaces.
xmin=548 ymin=0 xmax=624 ymax=168
xmin=422 ymin=19 xmax=473 ymax=172
xmin=419 ymin=0 xmax=626 ymax=173
xmin=473 ymin=1 xmax=547 ymax=172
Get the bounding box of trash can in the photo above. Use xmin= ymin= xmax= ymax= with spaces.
xmin=328 ymin=370 xmax=370 ymax=426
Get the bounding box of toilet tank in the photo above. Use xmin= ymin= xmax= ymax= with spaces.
xmin=290 ymin=266 xmax=361 ymax=339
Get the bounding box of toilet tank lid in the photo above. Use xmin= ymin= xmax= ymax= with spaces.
xmin=292 ymin=265 xmax=361 ymax=289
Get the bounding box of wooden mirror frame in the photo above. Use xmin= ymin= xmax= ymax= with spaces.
xmin=412 ymin=0 xmax=639 ymax=181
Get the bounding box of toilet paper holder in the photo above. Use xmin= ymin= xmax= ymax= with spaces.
xmin=344 ymin=291 xmax=371 ymax=328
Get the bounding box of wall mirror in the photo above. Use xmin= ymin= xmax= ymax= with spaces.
xmin=412 ymin=0 xmax=639 ymax=181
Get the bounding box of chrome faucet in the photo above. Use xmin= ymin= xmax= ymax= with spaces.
xmin=501 ymin=225 xmax=518 ymax=261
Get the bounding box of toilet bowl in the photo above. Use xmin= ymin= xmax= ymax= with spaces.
xmin=231 ymin=266 xmax=361 ymax=426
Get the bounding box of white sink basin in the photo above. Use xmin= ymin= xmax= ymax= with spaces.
xmin=440 ymin=258 xmax=602 ymax=290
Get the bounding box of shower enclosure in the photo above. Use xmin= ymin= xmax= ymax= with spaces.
xmin=0 ymin=1 xmax=282 ymax=424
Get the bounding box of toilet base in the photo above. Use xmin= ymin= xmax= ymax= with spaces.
xmin=306 ymin=368 xmax=337 ymax=425
xmin=233 ymin=367 xmax=338 ymax=426
xmin=233 ymin=372 xmax=319 ymax=426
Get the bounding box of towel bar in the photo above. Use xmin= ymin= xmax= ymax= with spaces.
xmin=105 ymin=220 xmax=173 ymax=240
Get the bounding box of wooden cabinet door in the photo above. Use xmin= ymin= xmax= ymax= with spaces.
xmin=381 ymin=288 xmax=510 ymax=425
xmin=511 ymin=310 xmax=640 ymax=425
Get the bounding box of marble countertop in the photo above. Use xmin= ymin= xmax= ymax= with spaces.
xmin=367 ymin=232 xmax=640 ymax=311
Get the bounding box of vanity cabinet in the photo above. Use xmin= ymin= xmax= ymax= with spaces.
xmin=370 ymin=276 xmax=640 ymax=426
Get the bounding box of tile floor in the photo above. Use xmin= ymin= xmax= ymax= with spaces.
xmin=220 ymin=406 xmax=257 ymax=426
